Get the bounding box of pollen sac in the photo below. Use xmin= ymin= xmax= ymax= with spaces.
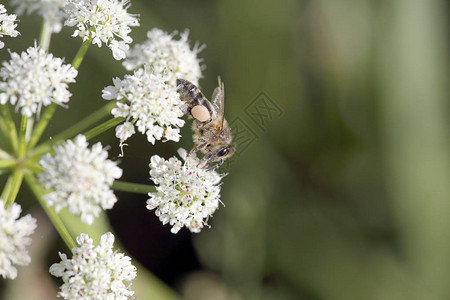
xmin=191 ymin=105 xmax=211 ymax=122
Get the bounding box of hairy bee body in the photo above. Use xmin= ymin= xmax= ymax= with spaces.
xmin=177 ymin=78 xmax=234 ymax=167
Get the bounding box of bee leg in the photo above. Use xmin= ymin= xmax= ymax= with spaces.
xmin=217 ymin=159 xmax=224 ymax=167
xmin=199 ymin=160 xmax=210 ymax=169
xmin=209 ymin=159 xmax=224 ymax=170
xmin=181 ymin=103 xmax=191 ymax=115
xmin=188 ymin=145 xmax=198 ymax=157
xmin=188 ymin=140 xmax=208 ymax=158
xmin=206 ymin=160 xmax=223 ymax=172
xmin=198 ymin=152 xmax=213 ymax=168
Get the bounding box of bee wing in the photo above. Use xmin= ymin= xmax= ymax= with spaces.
xmin=211 ymin=76 xmax=225 ymax=129
xmin=211 ymin=87 xmax=222 ymax=111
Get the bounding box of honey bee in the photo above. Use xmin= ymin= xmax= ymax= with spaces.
xmin=177 ymin=77 xmax=234 ymax=168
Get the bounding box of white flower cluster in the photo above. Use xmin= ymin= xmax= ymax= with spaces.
xmin=38 ymin=135 xmax=122 ymax=225
xmin=50 ymin=232 xmax=137 ymax=300
xmin=0 ymin=44 xmax=77 ymax=117
xmin=147 ymin=148 xmax=223 ymax=234
xmin=64 ymin=0 xmax=139 ymax=60
xmin=0 ymin=4 xmax=20 ymax=49
xmin=0 ymin=199 xmax=37 ymax=280
xmin=10 ymin=0 xmax=66 ymax=33
xmin=123 ymin=28 xmax=204 ymax=86
xmin=102 ymin=67 xmax=185 ymax=145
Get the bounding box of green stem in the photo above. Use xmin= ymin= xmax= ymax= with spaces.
xmin=83 ymin=117 xmax=125 ymax=140
xmin=24 ymin=173 xmax=76 ymax=249
xmin=23 ymin=160 xmax=44 ymax=174
xmin=1 ymin=174 xmax=13 ymax=201
xmin=0 ymin=105 xmax=18 ymax=152
xmin=51 ymin=101 xmax=116 ymax=142
xmin=2 ymin=169 xmax=24 ymax=207
xmin=18 ymin=115 xmax=28 ymax=158
xmin=112 ymin=181 xmax=156 ymax=194
xmin=38 ymin=21 xmax=52 ymax=52
xmin=0 ymin=159 xmax=16 ymax=169
xmin=27 ymin=104 xmax=57 ymax=151
xmin=0 ymin=147 xmax=12 ymax=160
xmin=72 ymin=39 xmax=92 ymax=69
xmin=29 ymin=102 xmax=117 ymax=160
xmin=25 ymin=118 xmax=34 ymax=146
xmin=0 ymin=117 xmax=14 ymax=153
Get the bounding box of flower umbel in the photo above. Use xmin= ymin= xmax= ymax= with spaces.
xmin=147 ymin=148 xmax=224 ymax=234
xmin=102 ymin=67 xmax=185 ymax=145
xmin=0 ymin=4 xmax=20 ymax=49
xmin=10 ymin=0 xmax=66 ymax=33
xmin=0 ymin=44 xmax=77 ymax=117
xmin=50 ymin=232 xmax=137 ymax=299
xmin=0 ymin=199 xmax=37 ymax=280
xmin=64 ymin=0 xmax=140 ymax=60
xmin=38 ymin=135 xmax=122 ymax=224
xmin=123 ymin=28 xmax=204 ymax=86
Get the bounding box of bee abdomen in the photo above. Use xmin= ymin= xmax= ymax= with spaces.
xmin=177 ymin=78 xmax=214 ymax=116
xmin=177 ymin=79 xmax=200 ymax=101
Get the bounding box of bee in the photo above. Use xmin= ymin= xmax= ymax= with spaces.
xmin=177 ymin=77 xmax=234 ymax=168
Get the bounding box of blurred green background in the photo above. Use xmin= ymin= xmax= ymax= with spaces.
xmin=1 ymin=0 xmax=450 ymax=299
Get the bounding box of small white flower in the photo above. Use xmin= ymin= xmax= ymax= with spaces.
xmin=38 ymin=135 xmax=122 ymax=225
xmin=50 ymin=232 xmax=137 ymax=299
xmin=64 ymin=0 xmax=139 ymax=60
xmin=147 ymin=148 xmax=224 ymax=234
xmin=123 ymin=28 xmax=204 ymax=86
xmin=102 ymin=67 xmax=185 ymax=145
xmin=0 ymin=4 xmax=20 ymax=49
xmin=10 ymin=0 xmax=66 ymax=33
xmin=0 ymin=199 xmax=37 ymax=279
xmin=0 ymin=44 xmax=77 ymax=117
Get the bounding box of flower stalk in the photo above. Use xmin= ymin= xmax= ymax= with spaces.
xmin=55 ymin=101 xmax=117 ymax=141
xmin=0 ymin=147 xmax=12 ymax=160
xmin=18 ymin=115 xmax=28 ymax=158
xmin=27 ymin=103 xmax=57 ymax=151
xmin=0 ymin=118 xmax=14 ymax=153
xmin=72 ymin=38 xmax=92 ymax=69
xmin=82 ymin=117 xmax=125 ymax=140
xmin=38 ymin=21 xmax=52 ymax=51
xmin=25 ymin=173 xmax=76 ymax=249
xmin=29 ymin=102 xmax=118 ymax=159
xmin=112 ymin=181 xmax=156 ymax=194
xmin=0 ymin=105 xmax=18 ymax=152
xmin=2 ymin=169 xmax=24 ymax=207
xmin=0 ymin=160 xmax=16 ymax=170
